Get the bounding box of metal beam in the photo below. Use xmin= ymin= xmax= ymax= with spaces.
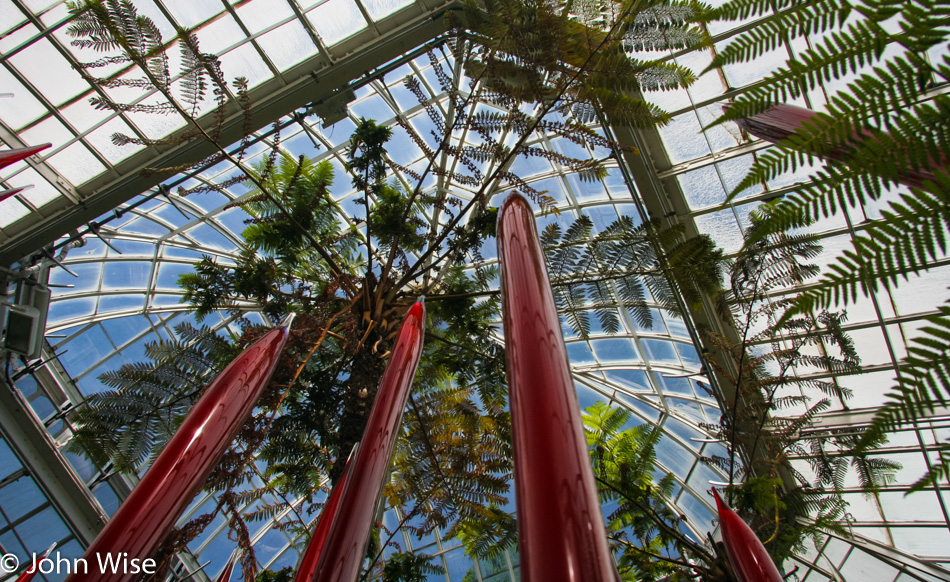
xmin=822 ymin=527 xmax=950 ymax=582
xmin=0 ymin=1 xmax=457 ymax=265
xmin=0 ymin=376 xmax=106 ymax=546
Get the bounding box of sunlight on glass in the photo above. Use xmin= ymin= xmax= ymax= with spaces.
xmin=306 ymin=0 xmax=368 ymax=46
xmin=362 ymin=0 xmax=412 ymax=21
xmin=8 ymin=37 xmax=89 ymax=106
xmin=257 ymin=20 xmax=319 ymax=71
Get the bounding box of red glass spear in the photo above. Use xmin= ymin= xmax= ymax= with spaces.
xmin=310 ymin=300 xmax=425 ymax=582
xmin=0 ymin=144 xmax=51 ymax=170
xmin=293 ymin=454 xmax=353 ymax=582
xmin=729 ymin=102 xmax=942 ymax=189
xmin=16 ymin=543 xmax=56 ymax=582
xmin=498 ymin=193 xmax=616 ymax=582
xmin=712 ymin=489 xmax=783 ymax=582
xmin=0 ymin=186 xmax=28 ymax=204
xmin=64 ymin=324 xmax=290 ymax=582
xmin=213 ymin=552 xmax=240 ymax=582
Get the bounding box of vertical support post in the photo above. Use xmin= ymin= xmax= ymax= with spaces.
xmin=712 ymin=489 xmax=783 ymax=582
xmin=497 ymin=193 xmax=616 ymax=582
xmin=311 ymin=300 xmax=425 ymax=582
xmin=65 ymin=325 xmax=290 ymax=582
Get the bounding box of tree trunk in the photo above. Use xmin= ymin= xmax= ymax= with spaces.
xmin=329 ymin=326 xmax=388 ymax=484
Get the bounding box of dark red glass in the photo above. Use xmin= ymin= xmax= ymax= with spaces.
xmin=730 ymin=102 xmax=940 ymax=189
xmin=293 ymin=456 xmax=352 ymax=582
xmin=16 ymin=544 xmax=55 ymax=582
xmin=0 ymin=144 xmax=51 ymax=170
xmin=0 ymin=187 xmax=27 ymax=204
xmin=64 ymin=326 xmax=290 ymax=582
xmin=214 ymin=555 xmax=237 ymax=582
xmin=498 ymin=193 xmax=616 ymax=582
xmin=311 ymin=300 xmax=425 ymax=582
xmin=713 ymin=489 xmax=783 ymax=582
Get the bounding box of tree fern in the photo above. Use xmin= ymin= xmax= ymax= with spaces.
xmin=708 ymin=0 xmax=950 ymax=489
xmin=543 ymin=215 xmax=723 ymax=337
xmin=67 ymin=322 xmax=237 ymax=472
xmin=582 ymin=401 xmax=729 ymax=580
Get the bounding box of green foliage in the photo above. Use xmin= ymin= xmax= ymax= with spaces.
xmin=257 ymin=566 xmax=295 ymax=582
xmin=542 ymin=215 xmax=723 ymax=337
xmin=700 ymin=205 xmax=899 ymax=563
xmin=860 ymin=302 xmax=950 ymax=491
xmin=453 ymin=0 xmax=702 ymax=124
xmin=367 ymin=183 xmax=430 ymax=254
xmin=347 ymin=119 xmax=394 ymax=190
xmin=454 ymin=505 xmax=518 ymax=560
xmin=240 ymin=154 xmax=351 ymax=266
xmin=705 ymin=0 xmax=950 ymax=489
xmin=67 ymin=322 xmax=238 ymax=472
xmin=381 ymin=553 xmax=443 ymax=582
xmin=66 ymin=0 xmax=247 ymax=157
xmin=178 ymin=155 xmax=353 ymax=322
xmin=583 ymin=402 xmax=729 ymax=581
xmin=436 ymin=0 xmax=705 ymax=213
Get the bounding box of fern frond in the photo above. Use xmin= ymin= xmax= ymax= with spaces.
xmin=860 ymin=303 xmax=950 ymax=457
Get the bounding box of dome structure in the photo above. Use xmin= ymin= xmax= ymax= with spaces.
xmin=1 ymin=1 xmax=949 ymax=581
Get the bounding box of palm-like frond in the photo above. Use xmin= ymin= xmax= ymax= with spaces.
xmin=857 ymin=303 xmax=950 ymax=491
xmin=544 ymin=215 xmax=723 ymax=338
xmin=67 ymin=322 xmax=236 ymax=472
xmin=709 ymin=0 xmax=950 ymax=489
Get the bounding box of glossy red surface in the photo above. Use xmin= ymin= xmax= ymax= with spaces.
xmin=0 ymin=186 xmax=27 ymax=204
xmin=713 ymin=489 xmax=783 ymax=582
xmin=214 ymin=555 xmax=238 ymax=582
xmin=730 ymin=102 xmax=939 ymax=189
xmin=293 ymin=457 xmax=352 ymax=582
xmin=16 ymin=545 xmax=54 ymax=582
xmin=497 ymin=193 xmax=616 ymax=582
xmin=311 ymin=300 xmax=425 ymax=582
xmin=0 ymin=144 xmax=51 ymax=170
xmin=64 ymin=326 xmax=290 ymax=582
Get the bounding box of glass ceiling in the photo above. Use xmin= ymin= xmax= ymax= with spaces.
xmin=2 ymin=0 xmax=950 ymax=581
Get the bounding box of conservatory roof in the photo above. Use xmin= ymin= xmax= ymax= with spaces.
xmin=2 ymin=0 xmax=950 ymax=581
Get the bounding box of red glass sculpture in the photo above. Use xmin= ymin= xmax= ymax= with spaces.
xmin=0 ymin=186 xmax=27 ymax=204
xmin=0 ymin=144 xmax=51 ymax=170
xmin=64 ymin=325 xmax=290 ymax=582
xmin=498 ymin=193 xmax=616 ymax=582
xmin=311 ymin=300 xmax=426 ymax=582
xmin=729 ymin=102 xmax=940 ymax=189
xmin=293 ymin=455 xmax=352 ymax=582
xmin=214 ymin=554 xmax=238 ymax=582
xmin=713 ymin=489 xmax=783 ymax=582
xmin=16 ymin=543 xmax=55 ymax=582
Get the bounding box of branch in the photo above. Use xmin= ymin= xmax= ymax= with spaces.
xmin=594 ymin=476 xmax=716 ymax=565
xmin=97 ymin=22 xmax=356 ymax=296
xmin=389 ymin=11 xmax=642 ymax=301
xmin=607 ymin=535 xmax=707 ymax=573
